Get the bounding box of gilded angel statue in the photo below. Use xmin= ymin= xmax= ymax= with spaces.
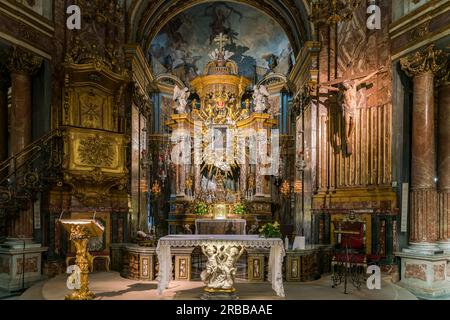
xmin=173 ymin=85 xmax=190 ymax=114
xmin=252 ymin=85 xmax=270 ymax=113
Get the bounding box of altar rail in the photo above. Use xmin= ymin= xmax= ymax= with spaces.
xmin=112 ymin=243 xmax=333 ymax=282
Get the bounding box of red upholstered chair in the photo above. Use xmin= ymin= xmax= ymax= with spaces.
xmin=339 ymin=221 xmax=365 ymax=252
xmin=332 ymin=219 xmax=367 ymax=264
xmin=331 ymin=214 xmax=369 ymax=290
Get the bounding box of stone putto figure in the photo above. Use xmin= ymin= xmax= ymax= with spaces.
xmin=173 ymin=85 xmax=190 ymax=114
xmin=200 ymin=244 xmax=245 ymax=290
xmin=201 ymin=245 xmax=220 ymax=285
xmin=220 ymin=246 xmax=245 ymax=289
xmin=252 ymin=85 xmax=270 ymax=113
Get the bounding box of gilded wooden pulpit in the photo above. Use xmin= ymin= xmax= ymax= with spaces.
xmin=59 ymin=219 xmax=104 ymax=300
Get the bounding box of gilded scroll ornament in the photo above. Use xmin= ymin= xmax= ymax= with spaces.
xmin=70 ymin=224 xmax=91 ymax=240
xmin=81 ymin=94 xmax=102 ymax=128
xmin=78 ymin=136 xmax=114 ymax=167
xmin=400 ymin=44 xmax=449 ymax=78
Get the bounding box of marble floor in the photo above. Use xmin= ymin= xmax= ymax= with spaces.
xmin=14 ymin=272 xmax=417 ymax=300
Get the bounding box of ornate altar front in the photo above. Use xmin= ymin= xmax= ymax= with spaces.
xmin=156 ymin=235 xmax=285 ymax=299
xmin=165 ymin=35 xmax=278 ymax=234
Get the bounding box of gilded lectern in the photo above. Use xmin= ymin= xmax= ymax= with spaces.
xmin=59 ymin=219 xmax=104 ymax=300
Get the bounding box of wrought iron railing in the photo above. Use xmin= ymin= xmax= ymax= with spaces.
xmin=0 ymin=128 xmax=64 ymax=210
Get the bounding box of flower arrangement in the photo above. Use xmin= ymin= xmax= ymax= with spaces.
xmin=193 ymin=201 xmax=209 ymax=215
xmin=259 ymin=221 xmax=282 ymax=238
xmin=233 ymin=202 xmax=247 ymax=215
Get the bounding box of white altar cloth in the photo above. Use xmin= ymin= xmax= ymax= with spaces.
xmin=156 ymin=235 xmax=285 ymax=297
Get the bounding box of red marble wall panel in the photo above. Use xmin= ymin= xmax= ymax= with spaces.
xmin=405 ymin=263 xmax=427 ymax=281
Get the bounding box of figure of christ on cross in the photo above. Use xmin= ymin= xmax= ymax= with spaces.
xmin=319 ymin=66 xmax=385 ymax=155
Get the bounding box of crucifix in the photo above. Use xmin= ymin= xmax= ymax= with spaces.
xmin=320 ymin=66 xmax=385 ymax=155
xmin=214 ymin=33 xmax=229 ymax=53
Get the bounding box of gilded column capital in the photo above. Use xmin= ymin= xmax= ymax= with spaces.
xmin=7 ymin=46 xmax=43 ymax=75
xmin=400 ymin=44 xmax=448 ymax=78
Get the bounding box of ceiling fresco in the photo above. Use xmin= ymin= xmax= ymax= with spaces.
xmin=149 ymin=1 xmax=295 ymax=85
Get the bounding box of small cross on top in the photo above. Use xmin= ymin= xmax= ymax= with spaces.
xmin=214 ymin=33 xmax=229 ymax=53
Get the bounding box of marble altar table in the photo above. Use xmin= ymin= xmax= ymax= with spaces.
xmin=195 ymin=219 xmax=247 ymax=235
xmin=156 ymin=235 xmax=285 ymax=298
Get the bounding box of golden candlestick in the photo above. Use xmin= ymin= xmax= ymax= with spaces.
xmin=59 ymin=219 xmax=104 ymax=300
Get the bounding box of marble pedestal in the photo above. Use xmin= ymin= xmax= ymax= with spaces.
xmin=120 ymin=244 xmax=156 ymax=281
xmin=396 ymin=251 xmax=450 ymax=299
xmin=0 ymin=239 xmax=47 ymax=292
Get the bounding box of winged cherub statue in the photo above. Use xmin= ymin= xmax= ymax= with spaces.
xmin=173 ymin=85 xmax=190 ymax=114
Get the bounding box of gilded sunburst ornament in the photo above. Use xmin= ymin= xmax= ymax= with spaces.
xmin=78 ymin=136 xmax=114 ymax=167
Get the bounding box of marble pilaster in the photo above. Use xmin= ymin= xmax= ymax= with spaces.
xmin=438 ymin=80 xmax=450 ymax=247
xmin=0 ymin=71 xmax=9 ymax=165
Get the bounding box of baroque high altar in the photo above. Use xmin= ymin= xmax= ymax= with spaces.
xmin=165 ymin=35 xmax=278 ymax=234
xmin=0 ymin=0 xmax=449 ymax=301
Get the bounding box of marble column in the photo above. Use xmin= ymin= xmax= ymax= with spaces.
xmin=6 ymin=47 xmax=42 ymax=239
xmin=400 ymin=45 xmax=448 ymax=252
xmin=7 ymin=47 xmax=42 ymax=158
xmin=438 ymin=79 xmax=450 ymax=247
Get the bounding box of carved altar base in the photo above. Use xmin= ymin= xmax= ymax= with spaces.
xmin=199 ymin=244 xmax=245 ymax=300
xmin=156 ymin=235 xmax=285 ymax=300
